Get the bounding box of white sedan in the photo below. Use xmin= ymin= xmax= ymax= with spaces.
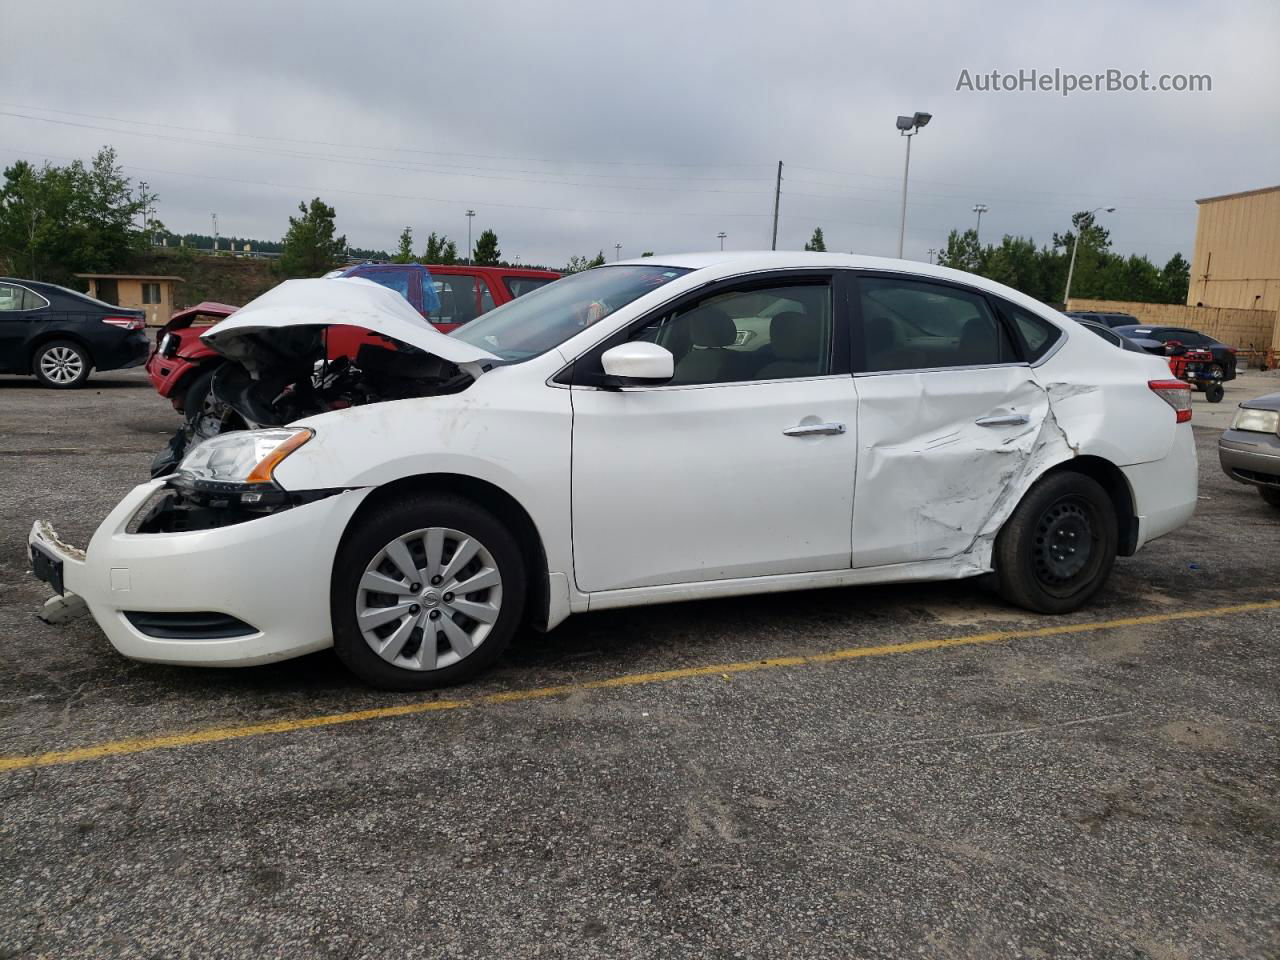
xmin=29 ymin=253 xmax=1198 ymax=688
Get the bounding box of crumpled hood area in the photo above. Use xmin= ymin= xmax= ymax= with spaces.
xmin=201 ymin=277 xmax=499 ymax=367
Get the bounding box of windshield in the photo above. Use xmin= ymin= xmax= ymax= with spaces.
xmin=451 ymin=265 xmax=691 ymax=360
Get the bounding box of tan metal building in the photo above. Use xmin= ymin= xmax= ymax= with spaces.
xmin=1188 ymin=185 xmax=1280 ymax=312
xmin=75 ymin=273 xmax=184 ymax=327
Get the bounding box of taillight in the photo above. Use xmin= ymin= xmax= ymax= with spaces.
xmin=1149 ymin=379 xmax=1192 ymax=423
xmin=102 ymin=316 xmax=144 ymax=331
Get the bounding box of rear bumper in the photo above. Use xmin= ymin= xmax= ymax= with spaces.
xmin=29 ymin=481 xmax=372 ymax=667
xmin=1122 ymin=423 xmax=1198 ymax=549
xmin=95 ymin=332 xmax=151 ymax=372
xmin=1219 ymin=429 xmax=1280 ymax=487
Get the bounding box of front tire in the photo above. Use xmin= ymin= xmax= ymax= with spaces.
xmin=994 ymin=472 xmax=1117 ymax=614
xmin=332 ymin=494 xmax=526 ymax=689
xmin=32 ymin=340 xmax=91 ymax=388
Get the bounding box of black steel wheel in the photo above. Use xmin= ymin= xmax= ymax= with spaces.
xmin=995 ymin=472 xmax=1118 ymax=614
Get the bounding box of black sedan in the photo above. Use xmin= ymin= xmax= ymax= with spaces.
xmin=1112 ymin=324 xmax=1238 ymax=382
xmin=0 ymin=278 xmax=149 ymax=388
xmin=1073 ymin=318 xmax=1151 ymax=353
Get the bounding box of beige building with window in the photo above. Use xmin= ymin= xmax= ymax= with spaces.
xmin=75 ymin=273 xmax=184 ymax=326
xmin=1188 ymin=185 xmax=1280 ymax=312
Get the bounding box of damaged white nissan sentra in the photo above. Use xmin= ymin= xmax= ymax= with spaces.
xmin=29 ymin=253 xmax=1197 ymax=689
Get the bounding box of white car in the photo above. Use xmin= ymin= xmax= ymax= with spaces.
xmin=29 ymin=254 xmax=1197 ymax=689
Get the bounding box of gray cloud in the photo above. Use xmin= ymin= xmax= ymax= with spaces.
xmin=3 ymin=0 xmax=1276 ymax=268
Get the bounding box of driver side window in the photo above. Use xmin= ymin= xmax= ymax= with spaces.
xmin=631 ymin=282 xmax=832 ymax=386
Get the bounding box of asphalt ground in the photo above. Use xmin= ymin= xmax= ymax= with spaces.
xmin=1 ymin=367 xmax=1278 ymax=959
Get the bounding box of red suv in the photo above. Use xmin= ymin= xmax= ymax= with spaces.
xmin=146 ymin=263 xmax=558 ymax=413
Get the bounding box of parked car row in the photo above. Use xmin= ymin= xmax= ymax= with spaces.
xmin=1 ymin=262 xmax=559 ymax=391
xmin=30 ymin=252 xmax=1200 ymax=691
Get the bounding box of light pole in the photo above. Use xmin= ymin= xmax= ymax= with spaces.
xmin=895 ymin=111 xmax=932 ymax=259
xmin=465 ymin=209 xmax=475 ymax=265
xmin=1062 ymin=206 xmax=1115 ymax=306
xmin=211 ymin=212 xmax=218 ymax=253
xmin=972 ymin=203 xmax=988 ymax=241
xmin=927 ymin=248 xmax=937 ymax=264
xmin=717 ymin=231 xmax=727 ymax=250
xmin=614 ymin=242 xmax=622 ymax=261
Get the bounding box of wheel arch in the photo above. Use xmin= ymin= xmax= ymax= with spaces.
xmin=25 ymin=330 xmax=96 ymax=369
xmin=341 ymin=473 xmax=553 ymax=630
xmin=1040 ymin=455 xmax=1139 ymax=556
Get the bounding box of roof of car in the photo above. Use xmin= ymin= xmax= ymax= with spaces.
xmin=616 ymin=251 xmax=991 ymax=277
xmin=612 ymin=251 xmax=1070 ymax=317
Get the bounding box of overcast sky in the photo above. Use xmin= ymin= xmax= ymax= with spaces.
xmin=3 ymin=0 xmax=1277 ymax=268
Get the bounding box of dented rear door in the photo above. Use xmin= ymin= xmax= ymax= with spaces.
xmin=848 ymin=273 xmax=1050 ymax=568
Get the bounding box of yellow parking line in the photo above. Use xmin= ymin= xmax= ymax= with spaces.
xmin=3 ymin=598 xmax=1277 ymax=773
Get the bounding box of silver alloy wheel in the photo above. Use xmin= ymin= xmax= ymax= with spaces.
xmin=39 ymin=345 xmax=85 ymax=384
xmin=356 ymin=526 xmax=503 ymax=671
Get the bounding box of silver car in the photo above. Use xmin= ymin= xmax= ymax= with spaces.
xmin=1219 ymin=391 xmax=1280 ymax=508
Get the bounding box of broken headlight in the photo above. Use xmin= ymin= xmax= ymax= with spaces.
xmin=174 ymin=427 xmax=313 ymax=501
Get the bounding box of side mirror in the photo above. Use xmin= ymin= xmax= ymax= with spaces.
xmin=598 ymin=342 xmax=674 ymax=387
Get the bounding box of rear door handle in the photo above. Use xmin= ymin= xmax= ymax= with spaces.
xmin=783 ymin=422 xmax=846 ymax=437
xmin=975 ymin=413 xmax=1031 ymax=427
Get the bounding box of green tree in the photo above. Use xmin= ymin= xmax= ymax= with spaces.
xmin=0 ymin=147 xmax=149 ymax=283
xmin=563 ymin=251 xmax=607 ymax=274
xmin=472 ymin=228 xmax=500 ymax=266
xmin=392 ymin=226 xmax=414 ymax=263
xmin=278 ymin=197 xmax=346 ymax=278
xmin=421 ymin=231 xmax=459 ymax=265
xmin=803 ymin=227 xmax=826 ymax=252
xmin=937 ymin=228 xmax=986 ymax=274
xmin=1160 ymin=252 xmax=1190 ymax=303
xmin=640 ymin=251 xmax=654 ymax=257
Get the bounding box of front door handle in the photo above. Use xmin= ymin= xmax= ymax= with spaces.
xmin=975 ymin=413 xmax=1031 ymax=427
xmin=783 ymin=422 xmax=846 ymax=437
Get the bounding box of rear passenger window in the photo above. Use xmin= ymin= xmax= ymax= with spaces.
xmin=857 ymin=277 xmax=1014 ymax=372
xmin=1001 ymin=302 xmax=1063 ymax=362
xmin=0 ymin=283 xmax=24 ymax=311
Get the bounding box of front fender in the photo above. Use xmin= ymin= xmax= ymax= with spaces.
xmin=271 ymin=387 xmax=574 ymax=583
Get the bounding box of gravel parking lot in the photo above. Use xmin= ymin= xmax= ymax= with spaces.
xmin=1 ymin=368 xmax=1278 ymax=959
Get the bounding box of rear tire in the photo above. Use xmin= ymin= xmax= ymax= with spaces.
xmin=331 ymin=493 xmax=526 ymax=690
xmin=32 ymin=340 xmax=91 ymax=388
xmin=1260 ymin=487 xmax=1280 ymax=509
xmin=1205 ymin=383 xmax=1225 ymax=403
xmin=994 ymin=471 xmax=1117 ymax=615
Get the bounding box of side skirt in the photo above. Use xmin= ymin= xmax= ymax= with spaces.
xmin=584 ymin=551 xmax=995 ymax=613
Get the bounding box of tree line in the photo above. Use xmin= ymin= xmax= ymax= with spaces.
xmin=2 ymin=147 xmax=1192 ymax=304
xmin=935 ymin=212 xmax=1189 ymax=305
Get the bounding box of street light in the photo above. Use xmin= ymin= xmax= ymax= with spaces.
xmin=1062 ymin=206 xmax=1116 ymax=306
xmin=972 ymin=203 xmax=988 ymax=241
xmin=895 ymin=111 xmax=932 ymax=259
xmin=717 ymin=231 xmax=727 ymax=250
xmin=465 ymin=210 xmax=475 ymax=265
xmin=927 ymin=248 xmax=937 ymax=264
xmin=614 ymin=242 xmax=622 ymax=261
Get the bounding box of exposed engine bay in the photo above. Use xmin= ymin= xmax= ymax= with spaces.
xmin=151 ymin=327 xmax=473 ymax=477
